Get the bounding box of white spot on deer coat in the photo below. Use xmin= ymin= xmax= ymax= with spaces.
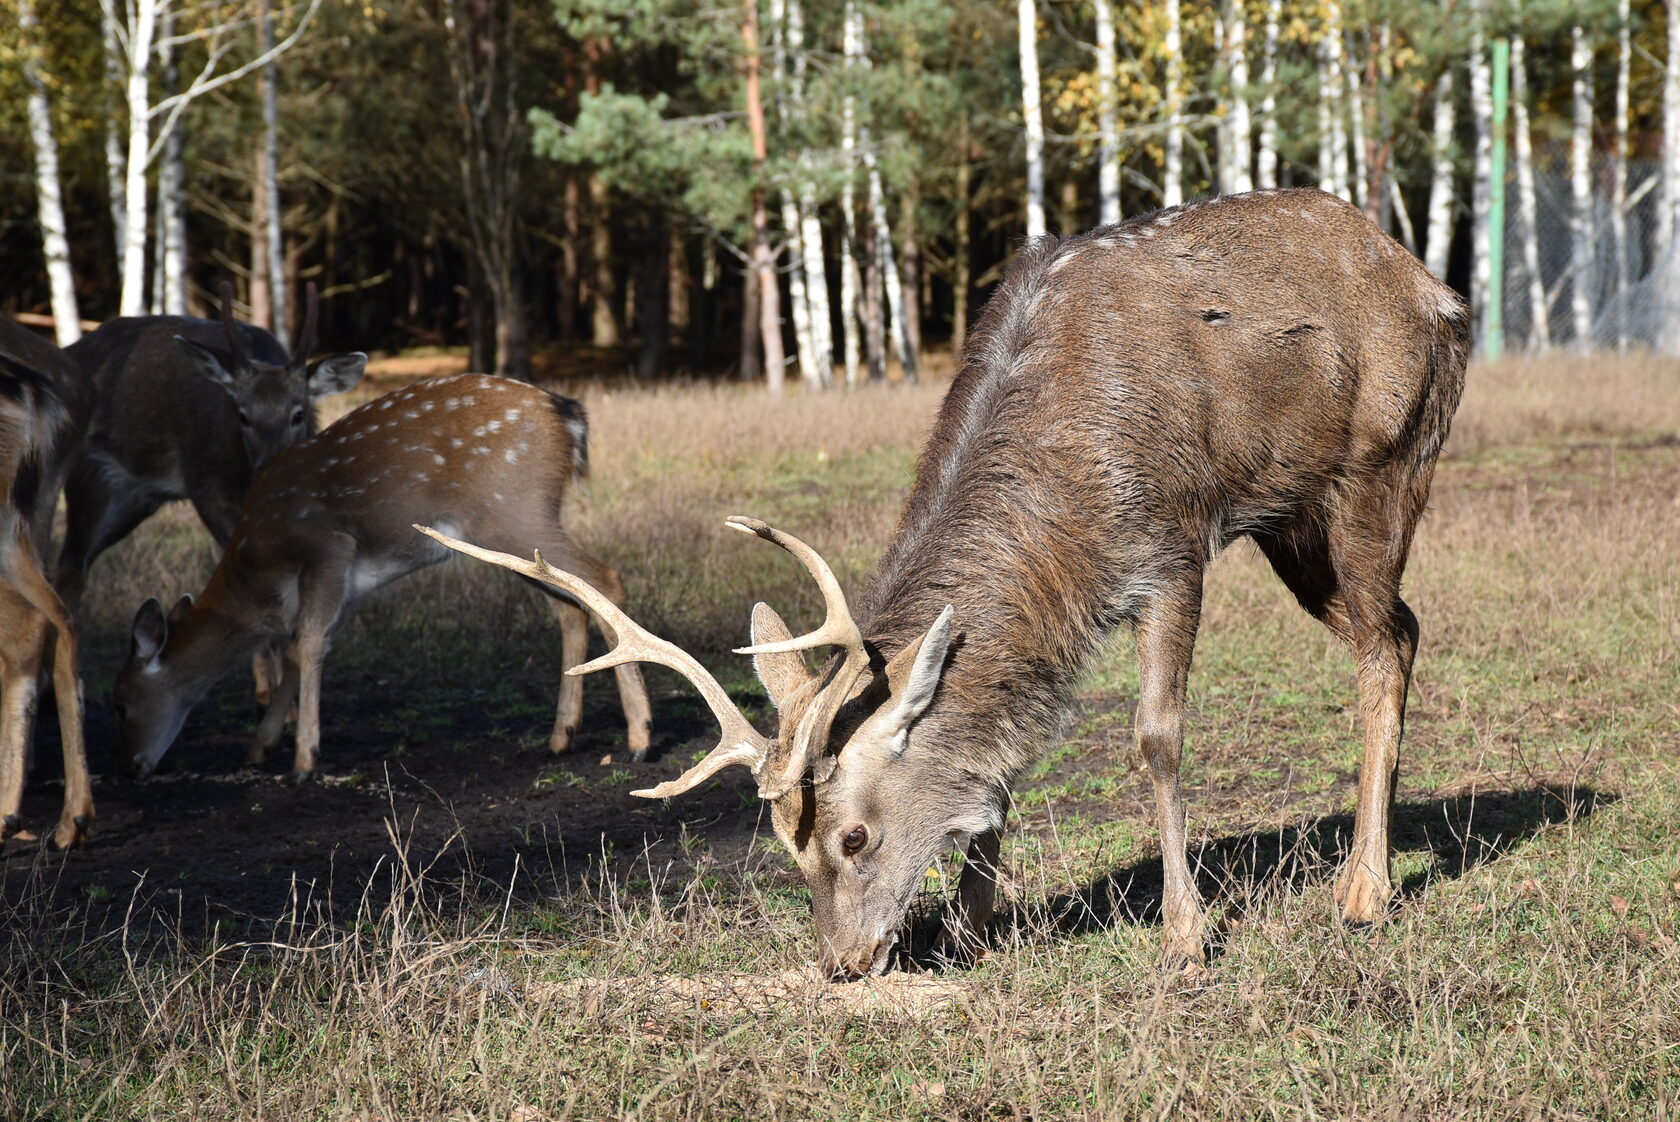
xmin=433 ymin=454 xmax=445 ymax=465
xmin=446 ymin=398 xmax=461 ymax=410
xmin=504 ymin=448 xmax=518 ymax=464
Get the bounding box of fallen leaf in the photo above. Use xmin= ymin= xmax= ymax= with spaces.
xmin=599 ymin=754 xmax=613 ymax=766
xmin=1611 ymin=895 xmax=1629 ymax=918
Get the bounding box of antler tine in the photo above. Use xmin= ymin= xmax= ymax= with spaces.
xmin=413 ymin=525 xmax=773 ymax=799
xmin=725 ymin=516 xmax=866 ymax=661
xmin=291 ymin=281 xmax=318 ymax=366
xmin=217 ymin=281 xmax=244 ymax=367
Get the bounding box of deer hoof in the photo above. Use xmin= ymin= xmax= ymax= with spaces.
xmin=281 ymin=769 xmax=316 ymax=788
xmin=548 ymin=726 xmax=577 ymax=755
xmin=1334 ymin=864 xmax=1393 ymax=926
xmin=51 ymin=814 xmax=91 ymax=851
xmin=0 ymin=814 xmax=21 ymax=843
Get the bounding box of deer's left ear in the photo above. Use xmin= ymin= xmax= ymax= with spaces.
xmin=879 ymin=605 xmax=954 ymax=755
xmin=750 ymin=602 xmax=813 ymax=711
xmin=307 ymin=352 xmax=367 ymax=399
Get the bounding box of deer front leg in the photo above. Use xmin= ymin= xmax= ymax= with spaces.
xmin=1135 ymin=576 xmax=1207 ymax=970
xmin=933 ymin=825 xmax=1002 ymax=965
xmin=284 ymin=534 xmax=354 ymax=785
xmin=250 ymin=655 xmax=301 ymax=766
xmin=548 ymin=598 xmax=588 ymax=754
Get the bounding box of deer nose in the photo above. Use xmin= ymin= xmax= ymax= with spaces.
xmin=820 ymin=932 xmax=898 ymax=981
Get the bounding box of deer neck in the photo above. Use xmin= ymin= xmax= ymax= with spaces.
xmin=160 ymin=570 xmax=272 ymax=697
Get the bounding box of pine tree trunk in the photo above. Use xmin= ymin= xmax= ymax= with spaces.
xmin=743 ymin=0 xmax=785 ymax=392
xmin=1468 ymin=5 xmax=1493 ymax=347
xmin=1225 ymin=0 xmax=1252 ymax=194
xmin=583 ymin=39 xmax=619 ymax=347
xmin=899 ymin=187 xmax=921 ymax=383
xmin=1425 ymin=67 xmax=1456 ymax=281
xmin=1163 ymin=0 xmax=1183 ymax=206
xmin=20 ymin=0 xmax=80 ymax=344
xmin=1569 ymin=25 xmax=1594 ymax=352
xmin=1511 ymin=35 xmax=1550 ymax=350
xmin=251 ymin=151 xmax=272 ymax=329
xmin=1095 ymin=0 xmax=1121 ymax=222
xmin=1019 ymin=0 xmax=1046 ymax=236
xmin=740 ymin=253 xmax=762 ymax=382
xmin=634 ymin=211 xmax=669 ymax=378
xmin=1256 ymin=0 xmax=1281 ymax=189
xmin=559 ymin=171 xmax=580 ymax=345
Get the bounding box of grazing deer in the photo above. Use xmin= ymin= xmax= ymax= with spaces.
xmin=431 ymin=188 xmax=1469 ymax=978
xmin=0 ymin=318 xmax=94 ymax=849
xmin=54 ymin=283 xmax=366 ymax=614
xmin=114 ymin=374 xmax=651 ymax=782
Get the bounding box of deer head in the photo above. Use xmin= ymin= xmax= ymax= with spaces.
xmin=172 ymin=282 xmax=367 ymax=469
xmin=422 ymin=519 xmax=991 ymax=979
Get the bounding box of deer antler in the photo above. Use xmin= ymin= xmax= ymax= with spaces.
xmin=726 ymin=516 xmax=866 ymax=663
xmin=291 ymin=281 xmax=319 ymax=367
xmin=217 ymin=281 xmax=244 ymax=368
xmin=414 ymin=524 xmax=773 ymax=799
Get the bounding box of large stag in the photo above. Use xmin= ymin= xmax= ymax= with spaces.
xmin=431 ymin=188 xmax=1468 ymax=977
xmin=0 ymin=319 xmax=94 ymax=849
xmin=55 ymin=283 xmax=366 ymax=613
xmin=116 ymin=375 xmax=650 ymax=782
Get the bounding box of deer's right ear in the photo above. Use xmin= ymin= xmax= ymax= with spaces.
xmin=167 ymin=594 xmax=194 ymax=629
xmin=750 ymin=602 xmax=813 ymax=710
xmin=173 ymin=335 xmax=239 ymax=391
xmin=131 ymin=597 xmax=169 ymax=661
xmin=307 ymin=352 xmax=367 ymax=399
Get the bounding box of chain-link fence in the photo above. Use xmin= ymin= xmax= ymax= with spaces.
xmin=1502 ymin=144 xmax=1679 ymax=353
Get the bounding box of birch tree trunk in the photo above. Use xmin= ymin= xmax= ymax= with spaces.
xmin=1425 ymin=67 xmax=1456 ymax=281
xmin=867 ymin=159 xmax=911 ymax=379
xmin=743 ymin=0 xmax=785 ymax=393
xmin=158 ymin=3 xmax=186 ymax=316
xmin=1318 ymin=1 xmax=1348 ymax=200
xmin=1256 ymin=0 xmax=1281 ymax=189
xmin=1511 ymin=36 xmax=1550 ymax=349
xmin=1019 ymin=0 xmax=1047 ymax=237
xmin=1468 ymin=7 xmax=1493 ymax=346
xmin=1225 ymin=0 xmax=1252 ymax=194
xmin=20 ymin=0 xmax=80 ymax=344
xmin=789 ymin=0 xmax=831 ymax=386
xmin=840 ymin=0 xmax=863 ymax=384
xmin=1569 ymin=25 xmax=1594 ymax=352
xmin=259 ymin=0 xmax=287 ymax=345
xmin=1163 ymin=0 xmax=1184 ymax=206
xmin=1346 ymin=30 xmax=1366 ymax=209
xmin=769 ymin=0 xmax=816 ymax=387
xmin=103 ymin=7 xmax=127 ymax=267
xmin=1095 ymin=0 xmax=1121 ymax=223
xmin=118 ymin=0 xmax=159 ymax=316
xmin=1611 ymin=0 xmax=1630 ymax=350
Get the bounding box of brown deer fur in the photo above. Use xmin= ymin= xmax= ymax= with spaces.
xmin=0 ymin=319 xmax=94 ymax=849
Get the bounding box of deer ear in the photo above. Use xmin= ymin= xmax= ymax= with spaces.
xmin=131 ymin=597 xmax=169 ymax=661
xmin=167 ymin=594 xmax=194 ymax=629
xmin=173 ymin=335 xmax=240 ymax=390
xmin=307 ymin=352 xmax=367 ymax=399
xmin=880 ymin=605 xmax=955 ymax=755
xmin=750 ymin=602 xmax=812 ymax=710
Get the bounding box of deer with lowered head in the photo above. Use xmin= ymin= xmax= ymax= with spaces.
xmin=0 ymin=318 xmax=94 ymax=850
xmin=115 ymin=374 xmax=651 ymax=782
xmin=432 ymin=188 xmax=1469 ymax=978
xmin=54 ymin=282 xmax=366 ymax=615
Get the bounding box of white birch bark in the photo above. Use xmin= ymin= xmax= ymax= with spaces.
xmin=259 ymin=0 xmax=287 ymax=345
xmin=1611 ymin=0 xmax=1630 ymax=350
xmin=1019 ymin=0 xmax=1047 ymax=236
xmin=1163 ymin=0 xmax=1184 ymax=206
xmin=1256 ymin=0 xmax=1281 ymax=188
xmin=20 ymin=0 xmax=81 ymax=344
xmin=158 ymin=2 xmax=185 ymax=314
xmin=840 ymin=0 xmax=863 ymax=384
xmin=1569 ymin=25 xmax=1594 ymax=352
xmin=1225 ymin=0 xmax=1252 ymax=194
xmin=1095 ymin=0 xmax=1121 ymax=223
xmin=102 ymin=8 xmax=127 ymax=266
xmin=1468 ymin=7 xmax=1493 ymax=345
xmin=769 ymin=0 xmax=817 ymax=387
xmin=1511 ymin=36 xmax=1550 ymax=349
xmin=1318 ymin=1 xmax=1348 ymax=200
xmin=867 ymin=161 xmax=911 ymax=375
xmin=1425 ymin=67 xmax=1456 ymax=280
xmin=788 ymin=0 xmax=831 ymax=385
xmin=1346 ymin=30 xmax=1366 ymax=209
xmin=118 ymin=0 xmax=160 ymax=316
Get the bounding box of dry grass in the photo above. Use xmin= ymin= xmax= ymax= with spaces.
xmin=6 ymin=354 xmax=1680 ymax=1120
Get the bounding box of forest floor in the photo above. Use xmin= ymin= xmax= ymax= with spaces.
xmin=2 ymin=354 xmax=1678 ymax=1120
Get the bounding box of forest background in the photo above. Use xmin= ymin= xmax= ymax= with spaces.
xmin=3 ymin=0 xmax=1676 ymax=388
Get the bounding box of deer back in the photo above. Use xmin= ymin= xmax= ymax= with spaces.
xmin=1 ymin=317 xmax=92 ymax=544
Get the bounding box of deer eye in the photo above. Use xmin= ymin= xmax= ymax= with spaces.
xmin=841 ymin=825 xmax=868 ymax=855
xmin=291 ymin=407 xmax=306 ymax=427
xmin=237 ymin=409 xmax=252 ymax=428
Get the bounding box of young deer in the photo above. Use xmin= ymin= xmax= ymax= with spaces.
xmin=432 ymin=189 xmax=1469 ymax=978
xmin=55 ymin=283 xmax=366 ymax=613
xmin=114 ymin=374 xmax=651 ymax=782
xmin=0 ymin=318 xmax=94 ymax=850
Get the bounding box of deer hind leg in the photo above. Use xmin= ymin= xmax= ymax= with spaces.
xmin=16 ymin=554 xmax=93 ymax=849
xmin=546 ymin=597 xmax=589 ymax=755
xmin=1257 ymin=503 xmax=1419 ymax=926
xmin=506 ymin=531 xmax=652 ymax=763
xmin=0 ymin=586 xmax=48 ymax=847
xmin=251 ymin=654 xmax=301 ymax=765
xmin=1134 ymin=572 xmax=1207 ymax=967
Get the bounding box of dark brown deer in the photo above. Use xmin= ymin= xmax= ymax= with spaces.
xmin=431 ymin=187 xmax=1468 ymax=978
xmin=115 ymin=375 xmax=651 ymax=782
xmin=0 ymin=318 xmax=94 ymax=850
xmin=54 ymin=284 xmax=366 ymax=615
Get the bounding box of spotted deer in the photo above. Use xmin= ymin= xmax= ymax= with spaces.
xmin=0 ymin=318 xmax=94 ymax=849
xmin=55 ymin=283 xmax=366 ymax=615
xmin=115 ymin=374 xmax=651 ymax=782
xmin=432 ymin=188 xmax=1469 ymax=977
